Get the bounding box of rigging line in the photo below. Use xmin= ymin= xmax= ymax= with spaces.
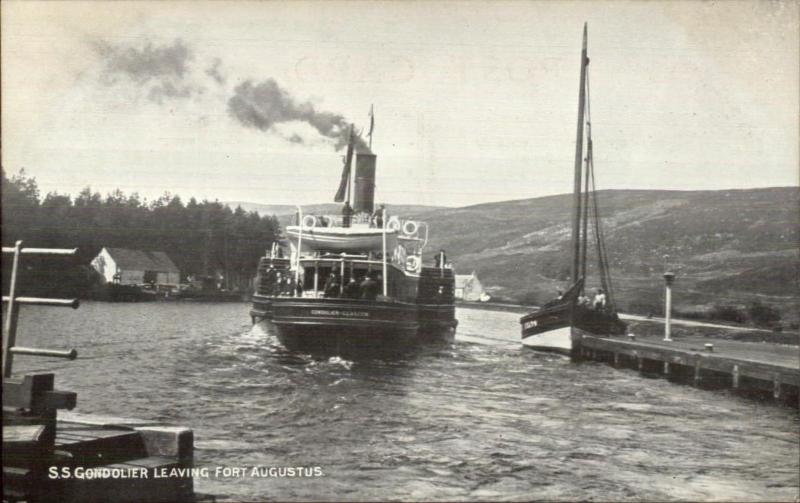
xmin=585 ymin=65 xmax=618 ymax=311
xmin=589 ymin=163 xmax=617 ymax=312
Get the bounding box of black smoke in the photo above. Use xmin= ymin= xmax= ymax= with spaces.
xmin=227 ymin=79 xmax=370 ymax=152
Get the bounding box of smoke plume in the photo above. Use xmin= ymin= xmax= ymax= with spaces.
xmin=227 ymin=79 xmax=370 ymax=152
xmin=92 ymin=38 xmax=198 ymax=104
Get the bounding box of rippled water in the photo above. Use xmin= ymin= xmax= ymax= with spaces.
xmin=14 ymin=302 xmax=799 ymax=501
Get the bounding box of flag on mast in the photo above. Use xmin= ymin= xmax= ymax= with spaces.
xmin=334 ymin=126 xmax=355 ymax=202
xmin=367 ymin=105 xmax=375 ymax=149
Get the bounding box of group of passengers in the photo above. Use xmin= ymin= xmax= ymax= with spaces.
xmin=550 ymin=287 xmax=607 ymax=311
xmin=263 ymin=267 xmax=302 ymax=297
xmin=323 ymin=272 xmax=382 ymax=300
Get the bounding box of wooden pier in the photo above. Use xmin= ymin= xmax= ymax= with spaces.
xmin=3 ymin=242 xmax=204 ymax=502
xmin=574 ymin=333 xmax=800 ymax=404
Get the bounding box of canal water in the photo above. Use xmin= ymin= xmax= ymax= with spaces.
xmin=14 ymin=302 xmax=799 ymax=501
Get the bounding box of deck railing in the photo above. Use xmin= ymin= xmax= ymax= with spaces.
xmin=2 ymin=241 xmax=79 ymax=378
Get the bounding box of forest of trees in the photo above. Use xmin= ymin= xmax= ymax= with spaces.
xmin=1 ymin=168 xmax=281 ymax=295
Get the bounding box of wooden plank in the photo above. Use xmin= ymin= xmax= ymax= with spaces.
xmin=40 ymin=390 xmax=77 ymax=411
xmin=3 ymin=374 xmax=54 ymax=409
xmin=3 ymin=424 xmax=45 ymax=445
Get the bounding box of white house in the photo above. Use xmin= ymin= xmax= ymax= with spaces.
xmin=454 ymin=271 xmax=486 ymax=302
xmin=91 ymin=247 xmax=180 ymax=286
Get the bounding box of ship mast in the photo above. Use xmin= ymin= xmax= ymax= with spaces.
xmin=570 ymin=23 xmax=589 ymax=289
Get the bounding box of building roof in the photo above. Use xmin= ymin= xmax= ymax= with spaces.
xmin=455 ymin=272 xmax=479 ymax=289
xmin=103 ymin=247 xmax=180 ymax=273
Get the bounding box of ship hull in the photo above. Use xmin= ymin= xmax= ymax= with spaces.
xmin=520 ymin=304 xmax=626 ymax=355
xmin=251 ymin=295 xmax=456 ymax=357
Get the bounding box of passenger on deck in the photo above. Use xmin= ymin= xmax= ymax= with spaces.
xmin=360 ymin=273 xmax=380 ymax=301
xmin=323 ymin=273 xmax=340 ymax=298
xmin=343 ymin=277 xmax=360 ymax=298
xmin=593 ymin=289 xmax=606 ymax=310
xmin=434 ymin=249 xmax=447 ymax=268
xmin=284 ymin=275 xmax=295 ymax=296
xmin=371 ymin=205 xmax=385 ymax=228
xmin=342 ymin=202 xmax=354 ymax=228
xmin=273 ymin=271 xmax=282 ymax=296
xmin=295 ymin=279 xmax=304 ymax=297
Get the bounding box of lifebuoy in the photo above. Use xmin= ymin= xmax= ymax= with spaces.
xmin=387 ymin=216 xmax=401 ymax=232
xmin=302 ymin=215 xmax=317 ymax=228
xmin=405 ymin=255 xmax=420 ymax=272
xmin=402 ymin=220 xmax=418 ymax=236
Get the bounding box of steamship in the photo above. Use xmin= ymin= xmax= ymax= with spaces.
xmin=250 ymin=129 xmax=458 ymax=356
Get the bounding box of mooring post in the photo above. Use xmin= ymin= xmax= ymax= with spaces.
xmin=773 ymin=375 xmax=782 ymax=400
xmin=732 ymin=365 xmax=740 ymax=389
xmin=613 ymin=352 xmax=619 ymax=368
xmin=663 ymin=271 xmax=675 ymax=342
xmin=663 ymin=361 xmax=670 ymax=376
xmin=693 ymin=359 xmax=702 ymax=387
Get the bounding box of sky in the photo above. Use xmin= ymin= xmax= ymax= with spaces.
xmin=2 ymin=0 xmax=798 ymax=208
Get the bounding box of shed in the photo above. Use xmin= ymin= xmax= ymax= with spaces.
xmin=91 ymin=247 xmax=180 ymax=286
xmin=454 ymin=271 xmax=485 ymax=301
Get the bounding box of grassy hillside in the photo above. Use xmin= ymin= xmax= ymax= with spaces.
xmin=416 ymin=187 xmax=799 ymax=324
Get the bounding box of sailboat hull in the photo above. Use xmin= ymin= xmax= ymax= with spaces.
xmin=520 ymin=303 xmax=626 ymax=354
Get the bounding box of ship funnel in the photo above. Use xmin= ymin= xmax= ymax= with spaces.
xmin=353 ymin=153 xmax=376 ymax=213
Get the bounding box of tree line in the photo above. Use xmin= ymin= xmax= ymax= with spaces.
xmin=2 ymin=169 xmax=281 ymax=295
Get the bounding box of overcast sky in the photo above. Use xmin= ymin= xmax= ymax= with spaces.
xmin=2 ymin=1 xmax=798 ymax=207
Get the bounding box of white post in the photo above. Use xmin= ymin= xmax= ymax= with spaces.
xmin=295 ymin=206 xmax=303 ymax=292
xmin=382 ymin=208 xmax=388 ymax=297
xmin=340 ymin=255 xmax=345 ymax=296
xmin=313 ymin=261 xmax=319 ymax=298
xmin=663 ymin=272 xmax=675 ymax=342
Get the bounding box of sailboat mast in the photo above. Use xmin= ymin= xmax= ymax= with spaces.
xmin=580 ymin=128 xmax=591 ymax=283
xmin=570 ymin=23 xmax=589 ymax=286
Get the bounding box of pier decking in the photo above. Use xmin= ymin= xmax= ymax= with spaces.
xmin=574 ymin=333 xmax=800 ymax=403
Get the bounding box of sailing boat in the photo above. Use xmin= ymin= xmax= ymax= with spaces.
xmin=520 ymin=24 xmax=626 ymax=354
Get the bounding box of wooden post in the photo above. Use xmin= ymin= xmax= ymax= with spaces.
xmin=663 ymin=361 xmax=670 ymax=376
xmin=693 ymin=360 xmax=702 ymax=387
xmin=637 ymin=357 xmax=643 ymax=373
xmin=3 ymin=241 xmax=23 ymax=378
xmin=732 ymin=365 xmax=739 ymax=389
xmin=613 ymin=353 xmax=619 ymax=368
xmin=773 ymin=375 xmax=782 ymax=400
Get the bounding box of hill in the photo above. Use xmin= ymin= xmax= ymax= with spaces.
xmin=415 ymin=187 xmax=799 ymax=323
